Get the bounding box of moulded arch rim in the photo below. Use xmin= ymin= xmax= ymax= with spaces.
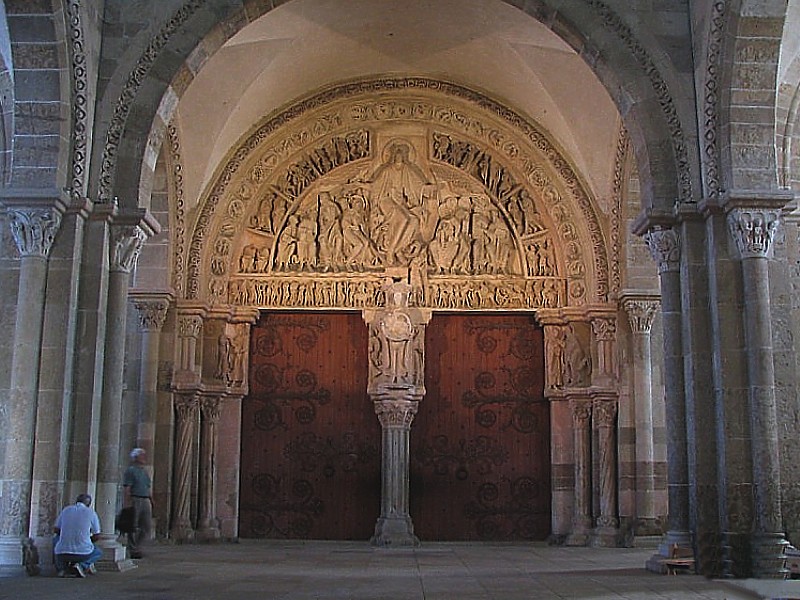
xmin=183 ymin=77 xmax=610 ymax=308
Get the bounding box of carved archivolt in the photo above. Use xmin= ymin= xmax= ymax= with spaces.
xmin=186 ymin=78 xmax=609 ymax=311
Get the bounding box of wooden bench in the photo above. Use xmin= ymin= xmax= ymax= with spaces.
xmin=662 ymin=544 xmax=695 ymax=575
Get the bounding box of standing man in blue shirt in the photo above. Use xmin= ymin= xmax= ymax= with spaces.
xmin=54 ymin=493 xmax=102 ymax=577
xmin=123 ymin=447 xmax=153 ymax=559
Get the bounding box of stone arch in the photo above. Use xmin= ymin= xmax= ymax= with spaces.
xmin=100 ymin=0 xmax=692 ymax=218
xmin=715 ymin=0 xmax=789 ymax=192
xmin=185 ymin=78 xmax=608 ymax=312
xmin=2 ymin=1 xmax=72 ymax=191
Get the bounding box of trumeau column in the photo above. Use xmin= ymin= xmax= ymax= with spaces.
xmin=363 ymin=279 xmax=430 ymax=547
xmin=641 ymin=225 xmax=692 ymax=570
xmin=565 ymin=397 xmax=592 ymax=546
xmin=621 ymin=296 xmax=660 ymax=535
xmin=96 ymin=210 xmax=157 ymax=571
xmin=727 ymin=206 xmax=789 ymax=578
xmin=0 ymin=195 xmax=63 ymax=568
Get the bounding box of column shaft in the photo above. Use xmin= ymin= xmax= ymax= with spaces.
xmin=566 ymin=399 xmax=592 ymax=546
xmin=172 ymin=394 xmax=198 ymax=541
xmin=0 ymin=204 xmax=62 ymax=568
xmin=197 ymin=396 xmax=222 ymax=539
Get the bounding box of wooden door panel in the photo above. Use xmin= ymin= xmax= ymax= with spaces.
xmin=240 ymin=312 xmax=379 ymax=539
xmin=411 ymin=313 xmax=550 ymax=541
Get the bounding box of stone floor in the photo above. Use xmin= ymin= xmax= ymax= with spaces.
xmin=1 ymin=540 xmax=799 ymax=600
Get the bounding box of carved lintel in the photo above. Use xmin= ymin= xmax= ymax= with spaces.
xmin=643 ymin=227 xmax=680 ymax=273
xmin=726 ymin=208 xmax=781 ymax=259
xmin=373 ymin=399 xmax=419 ymax=429
xmin=7 ymin=207 xmax=62 ymax=258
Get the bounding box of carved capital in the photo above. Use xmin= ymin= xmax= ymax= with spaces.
xmin=727 ymin=208 xmax=781 ymax=259
xmin=622 ymin=298 xmax=660 ymax=334
xmin=133 ymin=298 xmax=170 ymax=331
xmin=593 ymin=400 xmax=617 ymax=427
xmin=643 ymin=227 xmax=680 ymax=273
xmin=373 ymin=399 xmax=419 ymax=428
xmin=591 ymin=318 xmax=616 ymax=342
xmin=7 ymin=207 xmax=62 ymax=257
xmin=109 ymin=225 xmax=147 ymax=273
xmin=200 ymin=396 xmax=222 ymax=423
xmin=174 ymin=393 xmax=199 ymax=422
xmin=178 ymin=315 xmax=203 ymax=339
xmin=570 ymin=400 xmax=592 ymax=427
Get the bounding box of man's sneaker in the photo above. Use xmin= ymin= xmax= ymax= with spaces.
xmin=73 ymin=563 xmax=86 ymax=578
xmin=86 ymin=564 xmax=97 ymax=575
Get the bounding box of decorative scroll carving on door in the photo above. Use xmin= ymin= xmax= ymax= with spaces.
xmin=412 ymin=313 xmax=550 ymax=541
xmin=239 ymin=312 xmax=379 ymax=540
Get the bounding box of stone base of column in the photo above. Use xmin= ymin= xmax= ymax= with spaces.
xmin=751 ymin=532 xmax=789 ymax=579
xmin=171 ymin=523 xmax=196 ymax=543
xmin=370 ymin=517 xmax=420 ymax=547
xmin=635 ymin=517 xmax=661 ymax=536
xmin=591 ymin=524 xmax=622 ymax=547
xmin=721 ymin=531 xmax=751 ymax=578
xmin=97 ymin=536 xmax=137 ymax=572
xmin=195 ymin=527 xmax=221 ymax=542
xmin=0 ymin=535 xmax=24 ymax=569
xmin=645 ymin=530 xmax=693 ymax=574
xmin=565 ymin=517 xmax=592 ymax=546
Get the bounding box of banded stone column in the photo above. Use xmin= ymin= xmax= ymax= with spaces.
xmin=643 ymin=226 xmax=691 ymax=563
xmin=622 ymin=296 xmax=660 ymax=534
xmin=566 ymin=398 xmax=592 ymax=546
xmin=130 ymin=294 xmax=171 ymax=459
xmin=364 ymin=279 xmax=429 ymax=546
xmin=96 ymin=215 xmax=154 ymax=571
xmin=0 ymin=202 xmax=62 ymax=567
xmin=592 ymin=395 xmax=620 ymax=546
xmin=727 ymin=207 xmax=789 ymax=578
xmin=171 ymin=392 xmax=199 ymax=541
xmin=197 ymin=394 xmax=222 ymax=539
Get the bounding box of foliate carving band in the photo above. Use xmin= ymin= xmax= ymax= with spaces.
xmin=727 ymin=208 xmax=780 ymax=259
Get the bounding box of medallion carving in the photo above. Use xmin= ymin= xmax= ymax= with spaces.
xmin=188 ymin=79 xmax=608 ymax=310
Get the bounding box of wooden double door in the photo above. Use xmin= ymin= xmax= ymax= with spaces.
xmin=239 ymin=312 xmax=550 ymax=541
